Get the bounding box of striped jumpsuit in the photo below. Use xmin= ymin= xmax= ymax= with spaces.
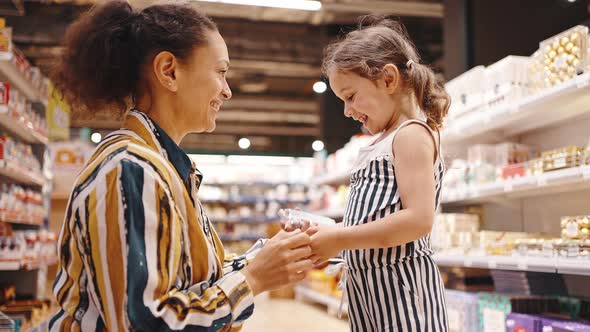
xmin=343 ymin=119 xmax=448 ymax=332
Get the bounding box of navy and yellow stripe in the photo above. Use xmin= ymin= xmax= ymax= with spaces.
xmin=50 ymin=110 xmax=254 ymax=331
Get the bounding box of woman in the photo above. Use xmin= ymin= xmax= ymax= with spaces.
xmin=50 ymin=2 xmax=314 ymax=331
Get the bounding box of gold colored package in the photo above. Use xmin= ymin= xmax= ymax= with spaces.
xmin=540 ymin=25 xmax=589 ymax=87
xmin=541 ymin=146 xmax=583 ymax=172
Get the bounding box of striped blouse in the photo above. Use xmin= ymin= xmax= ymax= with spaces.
xmin=50 ymin=109 xmax=254 ymax=331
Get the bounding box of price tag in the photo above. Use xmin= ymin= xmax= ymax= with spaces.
xmin=464 ymin=258 xmax=473 ymax=267
xmin=504 ymin=182 xmax=513 ymax=192
xmin=488 ymin=259 xmax=497 ymax=269
xmin=577 ymin=77 xmax=590 ymax=89
xmin=537 ymin=176 xmax=547 ymax=186
xmin=517 ymin=259 xmax=528 ymax=270
xmin=583 ymin=168 xmax=590 ymax=180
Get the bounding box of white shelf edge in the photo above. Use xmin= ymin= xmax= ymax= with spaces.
xmin=443 ymin=72 xmax=590 ymax=145
xmin=311 ymin=172 xmax=350 ymax=186
xmin=0 ymin=51 xmax=46 ymax=103
xmin=442 ymin=165 xmax=590 ymax=205
xmin=0 ymin=160 xmax=45 ymax=186
xmin=433 ymin=253 xmax=590 ymax=276
xmin=0 ymin=111 xmax=48 ymax=145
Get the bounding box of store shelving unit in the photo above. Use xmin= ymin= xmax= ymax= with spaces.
xmin=0 ymin=160 xmax=45 ymax=186
xmin=219 ymin=234 xmax=264 ymax=242
xmin=0 ymin=111 xmax=48 ymax=145
xmin=442 ymin=72 xmax=590 ymax=145
xmin=202 ymin=198 xmax=309 ymax=205
xmin=294 ymin=285 xmax=348 ymax=317
xmin=0 ymin=256 xmax=58 ymax=272
xmin=433 ymin=253 xmax=590 ymax=276
xmin=443 ymin=165 xmax=590 ymax=205
xmin=210 ymin=216 xmax=279 ymax=224
xmin=311 ymin=172 xmax=350 ymax=187
xmin=0 ymin=48 xmax=54 ymax=326
xmin=0 ymin=52 xmax=46 ymax=104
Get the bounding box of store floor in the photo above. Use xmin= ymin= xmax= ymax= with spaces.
xmin=243 ymin=294 xmax=349 ymax=332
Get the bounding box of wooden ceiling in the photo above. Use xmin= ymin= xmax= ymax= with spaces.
xmin=2 ymin=0 xmax=443 ymax=155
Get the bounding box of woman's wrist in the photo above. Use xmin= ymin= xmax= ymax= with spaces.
xmin=332 ymin=225 xmax=350 ymax=251
xmin=241 ymin=266 xmax=261 ymax=296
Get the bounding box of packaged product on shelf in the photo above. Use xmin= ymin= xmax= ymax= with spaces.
xmin=441 ymin=267 xmax=494 ymax=292
xmin=542 ymin=146 xmax=584 ymax=172
xmin=0 ymin=18 xmax=12 ymax=53
xmin=552 ymin=322 xmax=590 ymax=332
xmin=0 ymin=135 xmax=42 ymax=173
xmin=479 ymin=294 xmax=565 ymax=332
xmin=529 ymin=50 xmax=546 ymax=94
xmin=505 ymin=313 xmax=541 ymax=332
xmin=432 ymin=213 xmax=480 ymax=252
xmin=554 ymin=238 xmax=590 ymax=259
xmin=0 ymin=82 xmax=9 ymax=107
xmin=496 ymin=143 xmax=533 ymax=179
xmin=0 ymin=284 xmax=16 ymax=304
xmin=0 ymin=299 xmax=51 ymax=332
xmin=445 ymin=289 xmax=480 ymax=332
xmin=584 ymin=138 xmax=590 ymax=165
xmin=484 ymin=55 xmax=531 ymax=109
xmin=540 ymin=25 xmax=589 ymax=87
xmin=445 ymin=65 xmax=487 ymax=119
xmin=491 ymin=270 xmax=568 ymax=296
xmin=561 ymin=216 xmax=590 ymax=240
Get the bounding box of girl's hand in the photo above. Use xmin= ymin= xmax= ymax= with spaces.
xmin=242 ymin=229 xmax=314 ymax=295
xmin=309 ymin=225 xmax=344 ymax=265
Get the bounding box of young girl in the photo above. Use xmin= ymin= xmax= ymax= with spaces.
xmin=309 ymin=16 xmax=450 ymax=331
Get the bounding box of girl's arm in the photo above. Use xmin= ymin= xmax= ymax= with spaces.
xmin=310 ymin=124 xmax=437 ymax=262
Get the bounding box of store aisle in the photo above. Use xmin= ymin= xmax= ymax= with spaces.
xmin=243 ymin=294 xmax=349 ymax=332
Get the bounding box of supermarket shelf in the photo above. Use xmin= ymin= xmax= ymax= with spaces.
xmin=219 ymin=234 xmax=263 ymax=242
xmin=0 ymin=256 xmax=58 ymax=271
xmin=311 ymin=172 xmax=350 ymax=187
xmin=0 ymin=212 xmax=43 ymax=226
xmin=202 ymin=198 xmax=309 ymax=205
xmin=206 ymin=181 xmax=305 ymax=187
xmin=0 ymin=111 xmax=48 ymax=145
xmin=294 ymin=285 xmax=348 ymax=317
xmin=0 ymin=160 xmax=45 ymax=186
xmin=433 ymin=253 xmax=590 ymax=276
xmin=443 ymin=72 xmax=590 ymax=145
xmin=29 ymin=312 xmax=56 ymax=332
xmin=0 ymin=52 xmax=46 ymax=104
xmin=442 ymin=165 xmax=590 ymax=205
xmin=210 ymin=217 xmax=279 ymax=224
xmin=312 ymin=208 xmax=345 ymax=220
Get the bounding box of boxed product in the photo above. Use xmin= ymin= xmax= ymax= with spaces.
xmin=552 ymin=322 xmax=590 ymax=332
xmin=445 ymin=65 xmax=487 ymax=119
xmin=561 ymin=216 xmax=590 ymax=240
xmin=432 ymin=213 xmax=480 ymax=252
xmin=542 ymin=146 xmax=584 ymax=172
xmin=446 ymin=289 xmax=480 ymax=332
xmin=441 ymin=267 xmax=494 ymax=292
xmin=484 ymin=55 xmax=531 ymax=109
xmin=529 ymin=50 xmax=546 ymax=93
xmin=0 ymin=18 xmax=12 ymax=53
xmin=491 ymin=270 xmax=568 ymax=296
xmin=506 ymin=313 xmax=541 ymax=332
xmin=540 ymin=25 xmax=589 ymax=87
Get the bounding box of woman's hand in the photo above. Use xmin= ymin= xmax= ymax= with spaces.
xmin=309 ymin=225 xmax=344 ymax=265
xmin=241 ymin=229 xmax=313 ymax=295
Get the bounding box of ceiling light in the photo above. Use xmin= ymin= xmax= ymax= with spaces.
xmin=238 ymin=137 xmax=251 ymax=149
xmin=197 ymin=0 xmax=322 ymax=11
xmin=313 ymin=81 xmax=327 ymax=94
xmin=312 ymin=140 xmax=325 ymax=152
xmin=91 ymin=132 xmax=102 ymax=144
